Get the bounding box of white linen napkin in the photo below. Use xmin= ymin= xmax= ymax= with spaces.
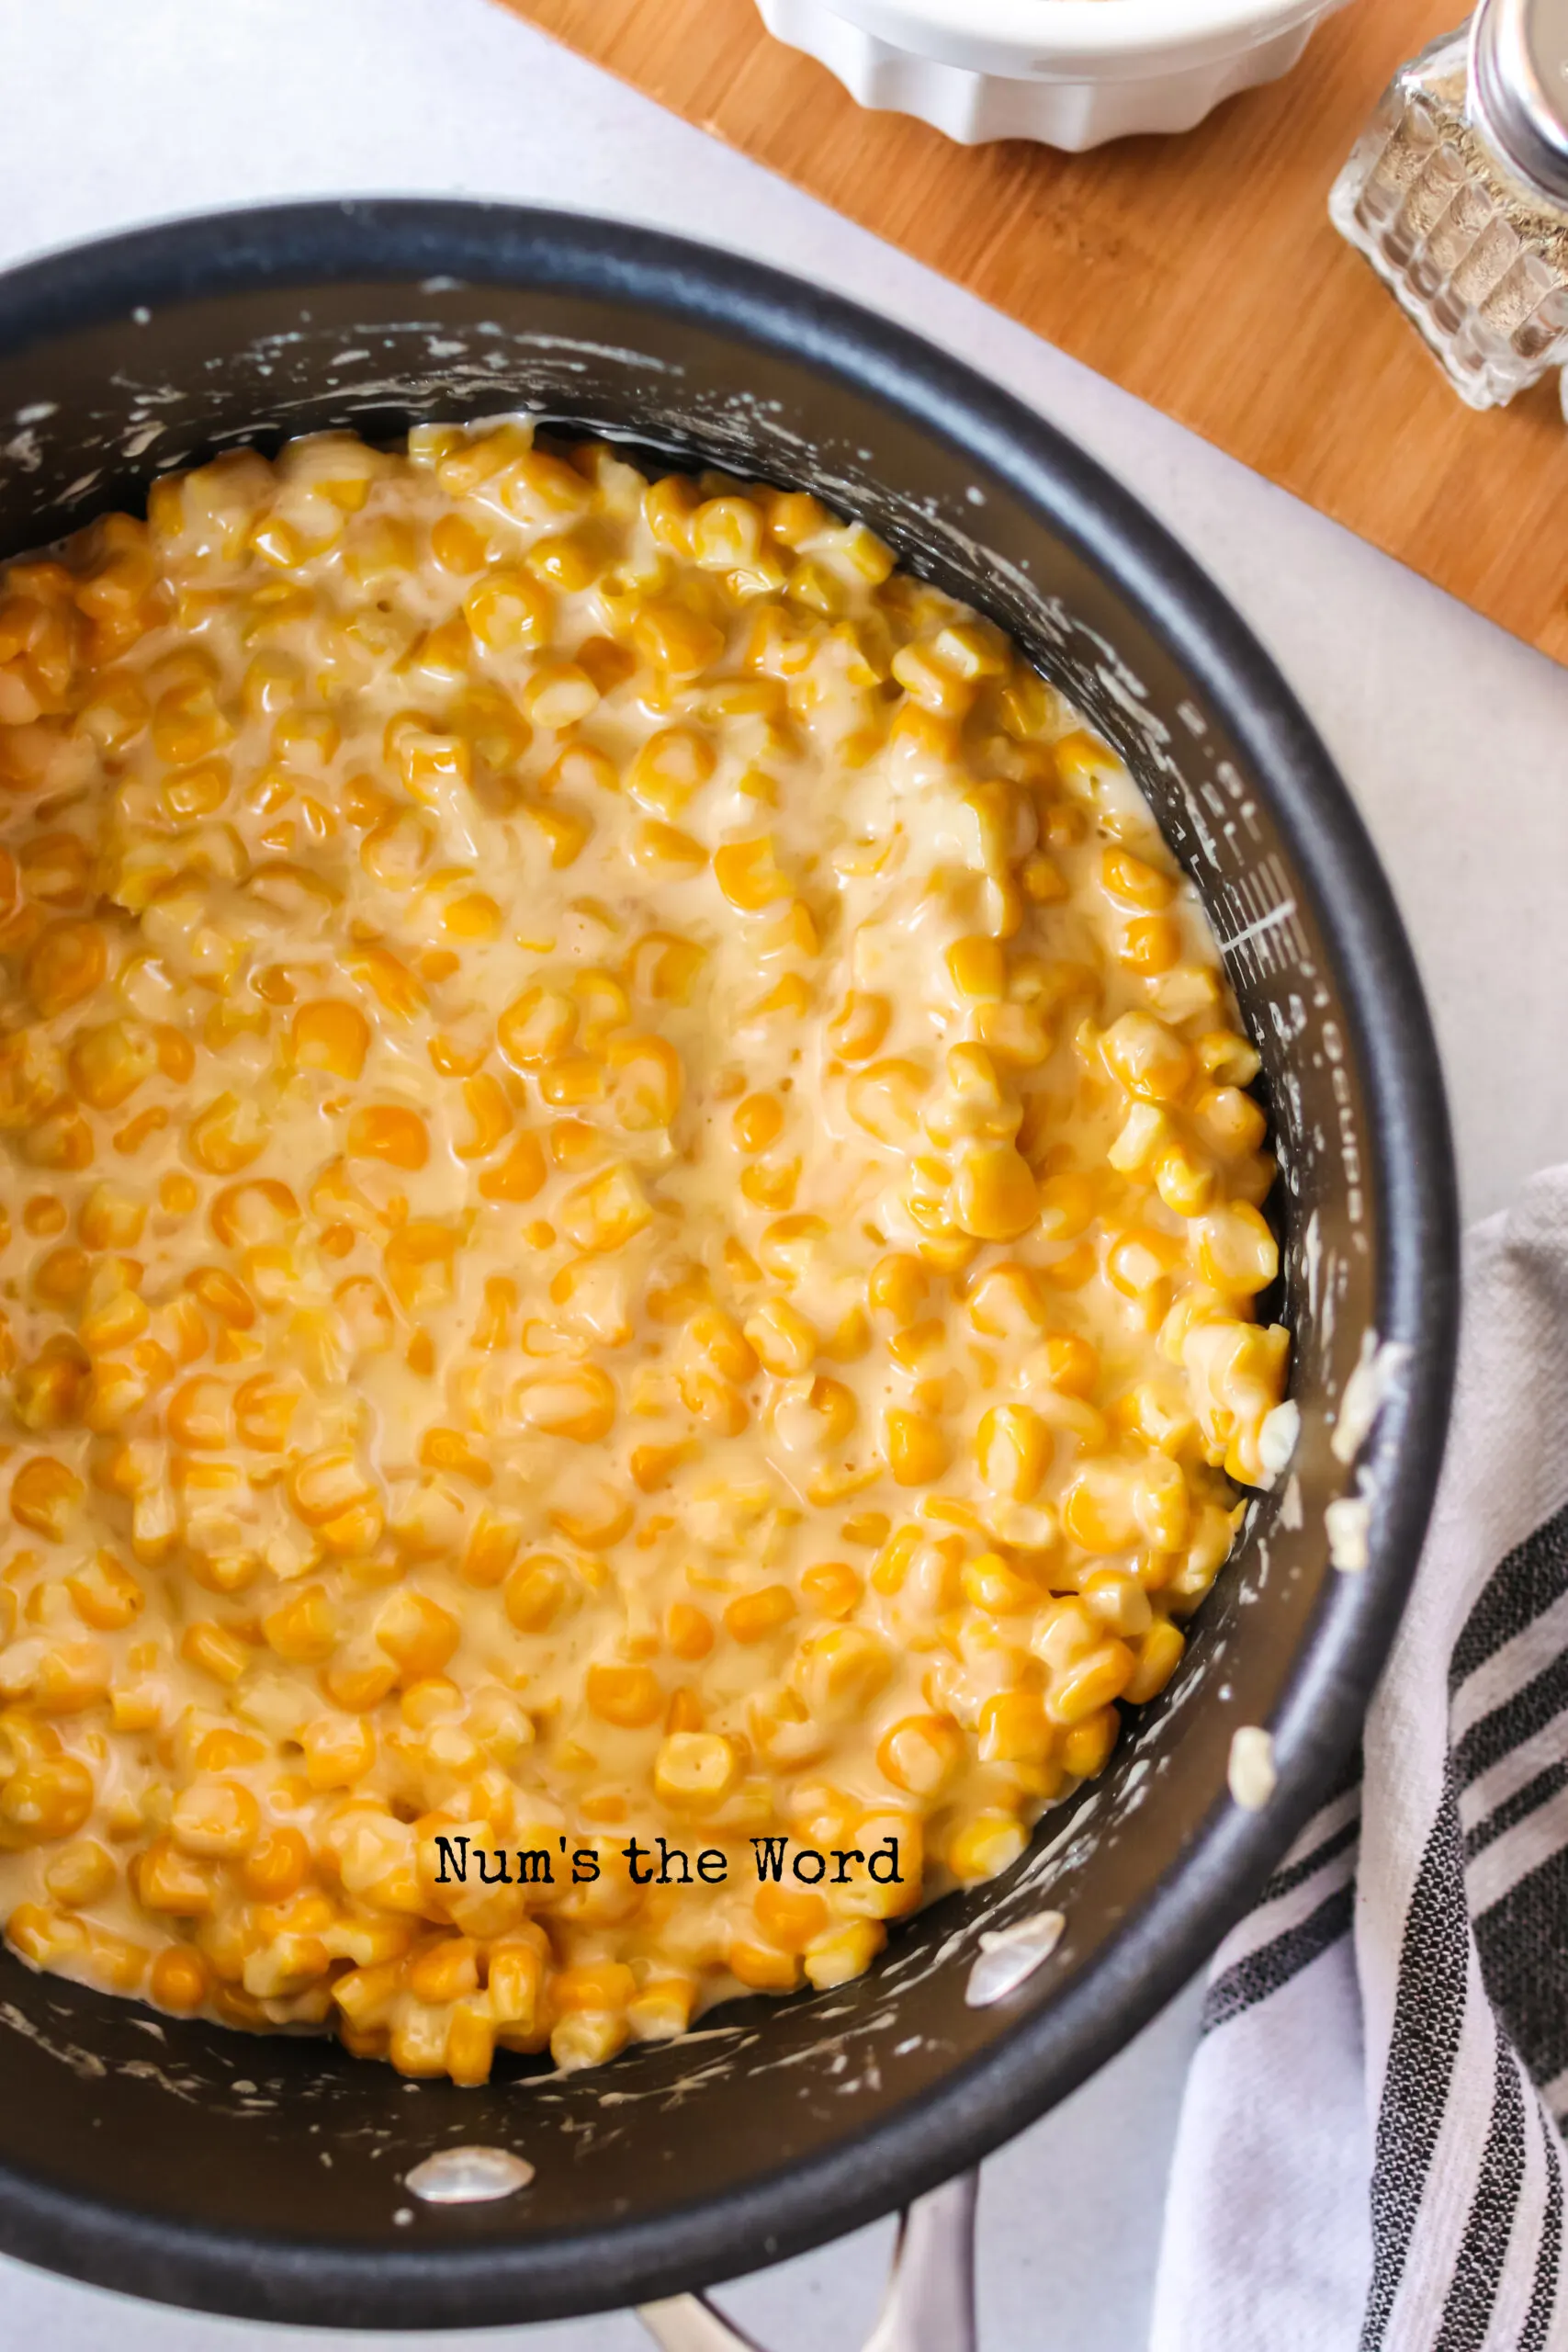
xmin=1150 ymin=1167 xmax=1568 ymax=2352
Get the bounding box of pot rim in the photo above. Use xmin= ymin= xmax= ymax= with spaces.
xmin=0 ymin=198 xmax=1459 ymax=2328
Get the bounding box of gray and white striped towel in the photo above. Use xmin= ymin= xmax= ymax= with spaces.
xmin=1151 ymin=1166 xmax=1568 ymax=2351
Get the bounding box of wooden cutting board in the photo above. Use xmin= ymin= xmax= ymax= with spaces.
xmin=500 ymin=0 xmax=1568 ymax=669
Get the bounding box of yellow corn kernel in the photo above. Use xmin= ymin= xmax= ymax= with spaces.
xmin=885 ymin=1408 xmax=950 ymax=1488
xmin=519 ymin=656 xmax=595 ymax=730
xmin=44 ymin=1840 xmax=117 ymax=1907
xmin=714 ymin=835 xmax=792 ymax=913
xmin=424 ymin=511 xmax=488 ymax=572
xmin=503 ymin=1555 xmax=570 ymax=1633
xmin=513 ymin=1363 xmax=616 ymax=1442
xmin=179 ymin=1621 xmax=251 ymax=1686
xmin=803 ymin=1919 xmax=885 ymax=1990
xmin=947 ymin=1812 xmax=1028 ymax=1883
xmin=28 ymin=1641 xmax=112 ymax=1717
xmin=828 ymin=991 xmax=891 ymax=1064
xmin=0 ymin=1754 xmax=95 ymax=1846
xmin=1130 ymin=1455 xmax=1191 ymax=1553
xmin=1047 ymin=1640 xmax=1135 ymax=1725
xmin=632 ymin=599 xmax=725 ymax=678
xmin=383 ymin=1222 xmax=460 ymax=1313
xmin=604 ymin=1034 xmax=682 ymax=1132
xmin=1105 ymin=1228 xmax=1182 ymax=1306
xmin=1193 ymin=1084 xmax=1269 ymax=1159
xmin=11 ymin=1456 xmax=85 ymax=1542
xmin=627 ymin=818 xmax=706 ymax=876
xmin=344 ymin=941 xmax=425 ymax=1023
xmin=794 ymin=1625 xmax=892 ymax=1722
xmin=1101 ymin=1012 xmax=1192 ymax=1104
xmin=846 ymin=1059 xmax=928 ymax=1147
xmin=291 ymin=999 xmax=370 ymax=1080
xmin=478 ymin=1132 xmax=547 ymax=1204
xmin=346 ymin=1104 xmax=430 ymax=1171
xmin=441 ymin=2002 xmax=494 ymax=2088
xmin=653 ymin=1730 xmax=739 ymax=1811
xmin=644 ymin=473 xmax=700 ymax=552
xmin=628 ymin=725 xmax=716 ymax=818
xmin=976 ymin=1690 xmax=1055 ymax=1767
xmin=805 ymin=1375 xmax=859 ymax=1447
xmin=6 ymin=1904 xmax=92 ymax=1972
xmin=585 ymin=1663 xmax=663 ymax=1729
xmin=1060 ymin=1706 xmax=1119 ymax=1781
xmin=78 ymin=1183 xmax=147 ymax=1252
xmin=1195 ymin=1203 xmax=1280 ymax=1295
xmin=724 ymin=1585 xmax=796 ymax=1645
xmin=729 ymin=1092 xmax=782 ymax=1155
xmin=402 ymin=1937 xmax=479 ymax=2007
xmin=741 ymin=1887 xmax=825 ymax=1962
xmin=498 ymin=984 xmax=576 ymax=1070
xmin=876 ymin=1713 xmax=962 ymax=1797
xmin=743 ymin=1297 xmax=818 ymax=1378
xmin=660 ymin=1601 xmax=711 ymax=1662
xmin=547 ymin=2007 xmax=630 ymax=2073
xmin=1196 ymin=1030 xmax=1263 ymax=1088
xmin=463 ymin=568 xmax=551 ymax=650
xmin=188 ymin=1092 xmax=268 ymax=1176
xmin=1101 ymin=846 xmax=1177 ymax=910
xmin=13 ymin=1337 xmax=90 ymax=1432
xmin=68 ymin=1017 xmax=157 ymax=1112
xmin=975 ymin=1403 xmax=1052 ymax=1504
xmin=953 ymin=1143 xmax=1038 ymax=1243
xmin=1120 ymin=914 xmax=1183 ymax=975
xmin=1082 ymin=1566 xmax=1155 ymax=1639
xmin=66 ymin=1551 xmax=143 ymax=1633
xmin=1123 ymin=1616 xmax=1185 ymax=1705
xmin=25 ymin=919 xmax=107 ymax=1016
xmin=149 ymin=1945 xmax=209 ymax=2014
xmin=729 ymin=1939 xmax=800 ymax=1993
xmin=688 ymin=1317 xmax=760 ymax=1399
xmin=1155 ymin=1142 xmax=1216 ymax=1218
xmin=945 ymin=934 xmax=1007 ymax=1002
xmin=957 ymin=1550 xmax=1037 ymax=1618
xmin=170 ymin=1779 xmax=260 ymax=1859
xmin=1060 ymin=1461 xmax=1138 ymax=1555
xmin=375 ymin=1591 xmax=459 ymax=1680
xmin=690 ymin=495 xmax=763 ymax=571
xmin=299 ymin=1713 xmax=377 ymax=1791
xmin=447 ymin=1073 xmax=511 ymax=1162
xmin=487 ymin=1939 xmax=544 ymax=2033
xmin=264 ymin=1584 xmax=338 ymax=1665
xmin=890 ymin=639 xmax=973 ymax=718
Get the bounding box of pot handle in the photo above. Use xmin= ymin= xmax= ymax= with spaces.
xmin=637 ymin=2168 xmax=979 ymax=2352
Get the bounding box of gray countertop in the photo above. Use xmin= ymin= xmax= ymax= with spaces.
xmin=1 ymin=1 xmax=1565 ymax=2343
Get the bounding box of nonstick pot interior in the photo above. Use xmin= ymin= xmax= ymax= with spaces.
xmin=0 ymin=201 xmax=1459 ymax=2330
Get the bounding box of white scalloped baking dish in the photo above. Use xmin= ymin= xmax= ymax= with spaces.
xmin=755 ymin=0 xmax=1355 ymax=149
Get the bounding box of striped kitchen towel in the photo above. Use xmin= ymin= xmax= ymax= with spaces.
xmin=1151 ymin=1167 xmax=1568 ymax=2352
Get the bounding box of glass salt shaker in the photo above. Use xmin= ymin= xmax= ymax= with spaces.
xmin=1328 ymin=0 xmax=1568 ymax=409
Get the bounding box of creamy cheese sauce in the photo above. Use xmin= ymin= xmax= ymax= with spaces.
xmin=0 ymin=421 xmax=1287 ymax=2080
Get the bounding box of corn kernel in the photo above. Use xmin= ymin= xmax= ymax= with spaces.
xmin=947 ymin=1812 xmax=1027 ymax=1883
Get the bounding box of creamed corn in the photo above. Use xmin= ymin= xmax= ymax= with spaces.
xmin=0 ymin=420 xmax=1288 ymax=2083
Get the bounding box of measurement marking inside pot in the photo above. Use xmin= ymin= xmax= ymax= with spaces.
xmin=1217 ymin=890 xmax=1301 ymax=956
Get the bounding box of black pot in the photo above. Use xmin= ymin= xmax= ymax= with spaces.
xmin=0 ymin=200 xmax=1458 ymax=2332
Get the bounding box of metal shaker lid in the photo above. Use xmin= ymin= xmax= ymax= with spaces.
xmin=1472 ymin=0 xmax=1568 ymax=205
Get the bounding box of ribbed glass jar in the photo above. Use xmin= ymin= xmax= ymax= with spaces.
xmin=1329 ymin=17 xmax=1568 ymax=410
